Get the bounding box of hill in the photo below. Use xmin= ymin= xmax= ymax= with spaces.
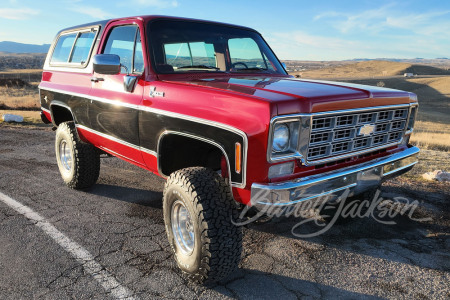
xmin=0 ymin=54 xmax=46 ymax=70
xmin=293 ymin=60 xmax=450 ymax=79
xmin=0 ymin=41 xmax=50 ymax=54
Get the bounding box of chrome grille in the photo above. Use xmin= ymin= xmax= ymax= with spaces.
xmin=307 ymin=108 xmax=408 ymax=161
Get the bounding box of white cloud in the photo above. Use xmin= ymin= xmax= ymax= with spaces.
xmin=325 ymin=4 xmax=395 ymax=34
xmin=69 ymin=6 xmax=114 ymax=19
xmin=313 ymin=11 xmax=343 ymax=21
xmin=314 ymin=4 xmax=450 ymax=38
xmin=0 ymin=8 xmax=39 ymax=20
xmin=133 ymin=0 xmax=178 ymax=8
xmin=385 ymin=11 xmax=450 ymax=29
xmin=267 ymin=30 xmax=448 ymax=60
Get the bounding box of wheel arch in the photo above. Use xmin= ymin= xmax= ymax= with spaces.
xmin=157 ymin=130 xmax=232 ymax=185
xmin=50 ymin=101 xmax=75 ymax=126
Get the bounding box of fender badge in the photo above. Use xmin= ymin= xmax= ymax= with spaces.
xmin=358 ymin=124 xmax=375 ymax=136
xmin=149 ymin=86 xmax=165 ymax=98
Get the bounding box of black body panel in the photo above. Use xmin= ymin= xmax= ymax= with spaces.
xmin=139 ymin=109 xmax=244 ymax=184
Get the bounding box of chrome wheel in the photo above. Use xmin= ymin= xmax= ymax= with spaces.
xmin=171 ymin=200 xmax=195 ymax=255
xmin=59 ymin=139 xmax=72 ymax=172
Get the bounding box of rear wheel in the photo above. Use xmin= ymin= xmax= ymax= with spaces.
xmin=55 ymin=122 xmax=100 ymax=189
xmin=163 ymin=167 xmax=242 ymax=284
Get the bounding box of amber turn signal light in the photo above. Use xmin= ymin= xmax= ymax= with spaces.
xmin=235 ymin=142 xmax=242 ymax=174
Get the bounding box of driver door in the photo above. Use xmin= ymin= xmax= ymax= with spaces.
xmin=88 ymin=21 xmax=145 ymax=166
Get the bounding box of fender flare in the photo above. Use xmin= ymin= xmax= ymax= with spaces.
xmin=156 ymin=130 xmax=233 ymax=188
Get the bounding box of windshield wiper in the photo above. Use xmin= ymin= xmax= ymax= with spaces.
xmin=178 ymin=65 xmax=220 ymax=70
xmin=234 ymin=67 xmax=269 ymax=72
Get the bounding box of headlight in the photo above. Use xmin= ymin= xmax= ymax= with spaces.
xmin=268 ymin=118 xmax=302 ymax=162
xmin=273 ymin=123 xmax=290 ymax=152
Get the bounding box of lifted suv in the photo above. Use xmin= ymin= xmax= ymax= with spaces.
xmin=40 ymin=15 xmax=419 ymax=283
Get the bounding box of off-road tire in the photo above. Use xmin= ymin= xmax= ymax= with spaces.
xmin=163 ymin=167 xmax=242 ymax=284
xmin=55 ymin=121 xmax=100 ymax=189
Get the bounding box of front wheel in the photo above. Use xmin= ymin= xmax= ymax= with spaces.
xmin=163 ymin=167 xmax=242 ymax=284
xmin=55 ymin=122 xmax=100 ymax=189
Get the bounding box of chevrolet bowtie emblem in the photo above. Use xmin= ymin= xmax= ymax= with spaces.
xmin=359 ymin=124 xmax=375 ymax=136
xmin=149 ymin=86 xmax=165 ymax=98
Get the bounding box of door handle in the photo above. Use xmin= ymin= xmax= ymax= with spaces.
xmin=90 ymin=77 xmax=104 ymax=82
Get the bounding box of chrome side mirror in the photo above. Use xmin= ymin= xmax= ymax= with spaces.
xmin=93 ymin=54 xmax=121 ymax=75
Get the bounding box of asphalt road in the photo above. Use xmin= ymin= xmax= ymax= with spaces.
xmin=0 ymin=124 xmax=448 ymax=299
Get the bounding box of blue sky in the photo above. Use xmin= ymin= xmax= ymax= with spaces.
xmin=0 ymin=0 xmax=449 ymax=60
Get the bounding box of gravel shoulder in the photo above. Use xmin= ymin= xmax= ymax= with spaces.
xmin=0 ymin=124 xmax=448 ymax=299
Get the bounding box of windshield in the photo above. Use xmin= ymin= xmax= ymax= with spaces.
xmin=147 ymin=20 xmax=286 ymax=75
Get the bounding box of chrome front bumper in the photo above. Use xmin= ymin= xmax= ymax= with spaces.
xmin=251 ymin=146 xmax=419 ymax=208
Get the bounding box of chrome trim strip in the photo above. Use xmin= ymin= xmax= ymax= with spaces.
xmin=41 ymin=87 xmax=138 ymax=109
xmin=157 ymin=130 xmax=241 ymax=189
xmin=41 ymin=107 xmax=51 ymax=114
xmin=76 ymin=124 xmax=157 ymax=157
xmin=310 ymin=104 xmax=412 ymax=116
xmin=40 ymin=86 xmax=248 ymax=187
xmin=140 ymin=147 xmax=157 ymax=157
xmin=100 ymin=146 xmax=144 ymax=165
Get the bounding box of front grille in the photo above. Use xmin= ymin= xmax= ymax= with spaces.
xmin=307 ymin=107 xmax=408 ymax=161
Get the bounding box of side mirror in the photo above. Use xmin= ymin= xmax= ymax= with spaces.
xmin=93 ymin=54 xmax=121 ymax=75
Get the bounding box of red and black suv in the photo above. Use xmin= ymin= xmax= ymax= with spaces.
xmin=40 ymin=15 xmax=419 ymax=283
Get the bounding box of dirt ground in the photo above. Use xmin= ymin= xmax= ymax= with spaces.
xmin=0 ymin=124 xmax=448 ymax=299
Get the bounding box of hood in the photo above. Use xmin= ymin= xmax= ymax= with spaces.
xmin=166 ymin=76 xmax=414 ymax=114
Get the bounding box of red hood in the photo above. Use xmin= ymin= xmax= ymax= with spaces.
xmin=164 ymin=76 xmax=414 ymax=114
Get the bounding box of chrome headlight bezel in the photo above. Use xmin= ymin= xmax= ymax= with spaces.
xmin=267 ymin=114 xmax=311 ymax=163
xmin=406 ymin=103 xmax=418 ymax=134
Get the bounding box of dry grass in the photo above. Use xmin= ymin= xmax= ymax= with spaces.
xmin=0 ymin=69 xmax=42 ymax=82
xmin=0 ymin=86 xmax=39 ymax=109
xmin=0 ymin=68 xmax=42 ymax=73
xmin=0 ymin=69 xmax=40 ymax=110
xmin=294 ymin=60 xmax=450 ymax=79
xmin=410 ymin=121 xmax=450 ymax=152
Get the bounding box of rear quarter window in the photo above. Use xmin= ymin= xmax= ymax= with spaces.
xmin=51 ymin=33 xmax=77 ymax=63
xmin=70 ymin=31 xmax=97 ymax=64
xmin=50 ymin=28 xmax=98 ymax=67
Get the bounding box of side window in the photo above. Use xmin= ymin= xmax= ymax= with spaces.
xmin=133 ymin=32 xmax=144 ymax=74
xmin=70 ymin=31 xmax=97 ymax=64
xmin=103 ymin=25 xmax=144 ymax=74
xmin=51 ymin=33 xmax=77 ymax=63
xmin=50 ymin=29 xmax=97 ymax=66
